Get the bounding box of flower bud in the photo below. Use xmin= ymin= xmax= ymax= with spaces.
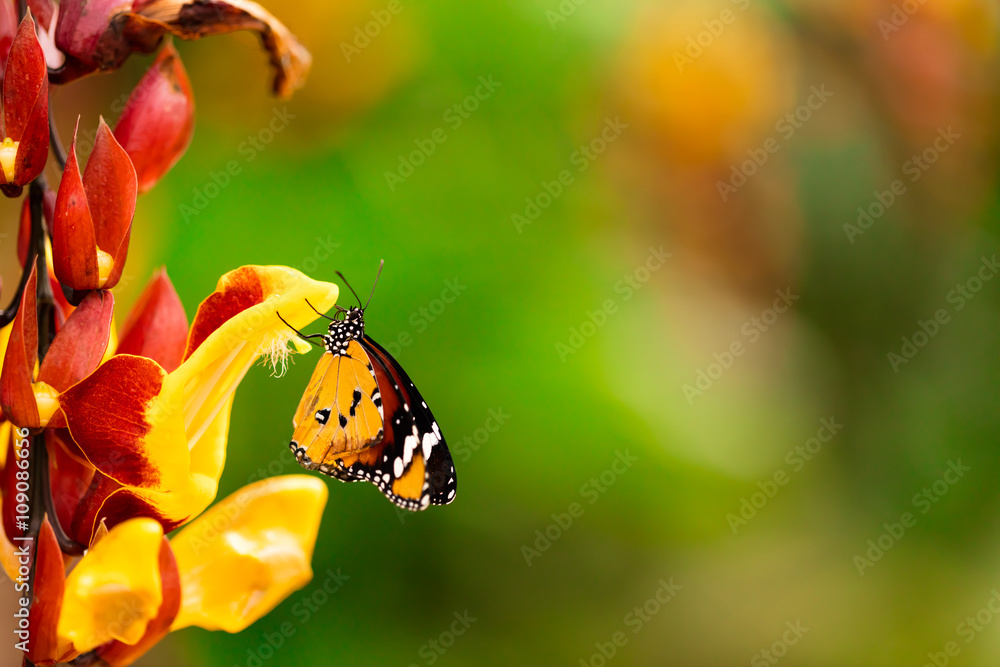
xmin=117 ymin=269 xmax=188 ymax=372
xmin=115 ymin=42 xmax=194 ymax=193
xmin=0 ymin=1 xmax=17 ymax=77
xmin=54 ymin=0 xmax=131 ymax=70
xmin=52 ymin=119 xmax=137 ymax=291
xmin=0 ymin=12 xmax=49 ymax=196
xmin=0 ymin=265 xmax=40 ymax=427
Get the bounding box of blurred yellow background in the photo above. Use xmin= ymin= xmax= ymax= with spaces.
xmin=4 ymin=0 xmax=1000 ymax=664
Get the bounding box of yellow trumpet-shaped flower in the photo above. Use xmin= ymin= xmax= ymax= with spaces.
xmin=170 ymin=475 xmax=329 ymax=633
xmin=57 ymin=518 xmax=165 ymax=653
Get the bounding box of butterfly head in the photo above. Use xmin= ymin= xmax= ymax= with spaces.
xmin=322 ymin=307 xmax=365 ymax=355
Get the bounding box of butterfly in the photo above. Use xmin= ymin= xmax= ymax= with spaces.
xmin=279 ymin=261 xmax=457 ymax=511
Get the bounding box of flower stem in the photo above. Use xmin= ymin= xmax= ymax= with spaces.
xmin=25 ymin=179 xmax=52 ymax=606
xmin=49 ymin=101 xmax=68 ymax=171
xmin=38 ymin=433 xmax=87 ymax=556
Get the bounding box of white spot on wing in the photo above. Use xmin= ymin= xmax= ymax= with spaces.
xmin=422 ymin=431 xmax=438 ymax=460
xmin=404 ymin=433 xmax=419 ymax=464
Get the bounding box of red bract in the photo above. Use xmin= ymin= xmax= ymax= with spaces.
xmin=115 ymin=42 xmax=194 ymax=193
xmin=0 ymin=265 xmax=40 ymax=428
xmin=1 ymin=269 xmax=114 ymax=431
xmin=52 ymin=119 xmax=137 ymax=291
xmin=54 ymin=0 xmax=131 ymax=74
xmin=27 ymin=521 xmax=73 ymax=665
xmin=0 ymin=1 xmax=16 ymax=77
xmin=53 ymin=0 xmax=310 ymax=97
xmin=0 ymin=12 xmax=49 ymax=197
xmin=38 ymin=290 xmax=115 ymax=392
xmin=117 ymin=268 xmax=189 ymax=372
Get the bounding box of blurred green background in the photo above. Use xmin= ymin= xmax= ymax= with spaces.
xmin=23 ymin=0 xmax=1000 ymax=664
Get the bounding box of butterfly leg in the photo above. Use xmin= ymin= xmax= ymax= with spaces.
xmin=276 ymin=312 xmax=327 ymax=346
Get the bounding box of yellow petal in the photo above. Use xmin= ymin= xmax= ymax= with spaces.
xmin=57 ymin=518 xmax=165 ymax=653
xmin=101 ymin=317 xmax=119 ymax=366
xmin=172 ymin=265 xmax=338 ymax=453
xmin=0 ymin=321 xmax=13 ymax=371
xmin=32 ymin=381 xmax=60 ymax=427
xmin=169 ymin=475 xmax=328 ymax=633
xmin=96 ymin=248 xmax=115 ymax=286
xmin=0 ymin=138 xmax=18 ymax=182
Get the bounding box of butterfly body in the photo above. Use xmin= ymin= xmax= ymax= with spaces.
xmin=288 ymin=304 xmax=457 ymax=511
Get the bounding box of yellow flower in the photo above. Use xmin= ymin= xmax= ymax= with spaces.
xmin=170 ymin=475 xmax=328 ymax=633
xmin=57 ymin=518 xmax=165 ymax=652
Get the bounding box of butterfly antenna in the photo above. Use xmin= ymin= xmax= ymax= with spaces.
xmin=335 ymin=271 xmax=365 ymax=308
xmin=304 ymin=299 xmax=337 ymax=322
xmin=364 ymin=260 xmax=385 ymax=311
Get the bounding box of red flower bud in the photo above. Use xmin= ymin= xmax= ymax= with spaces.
xmin=26 ymin=521 xmax=73 ymax=665
xmin=0 ymin=265 xmax=39 ymax=428
xmin=0 ymin=12 xmax=49 ymax=197
xmin=54 ymin=0 xmax=131 ymax=70
xmin=52 ymin=119 xmax=137 ymax=291
xmin=38 ymin=290 xmax=115 ymax=392
xmin=0 ymin=1 xmax=17 ymax=78
xmin=117 ymin=268 xmax=189 ymax=372
xmin=115 ymin=42 xmax=194 ymax=193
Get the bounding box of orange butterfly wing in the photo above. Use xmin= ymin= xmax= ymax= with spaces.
xmin=290 ymin=340 xmax=384 ymax=471
xmin=323 ymin=336 xmax=456 ymax=511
